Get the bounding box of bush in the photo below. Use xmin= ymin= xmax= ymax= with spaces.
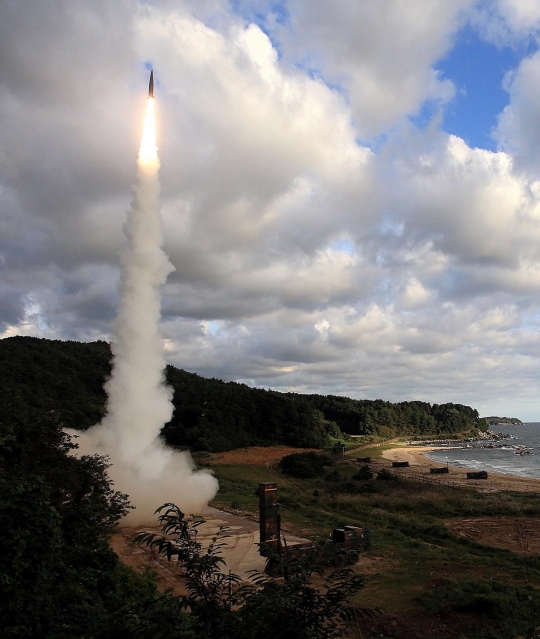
xmin=325 ymin=469 xmax=342 ymax=483
xmin=377 ymin=469 xmax=398 ymax=481
xmin=279 ymin=452 xmax=327 ymax=478
xmin=352 ymin=465 xmax=373 ymax=481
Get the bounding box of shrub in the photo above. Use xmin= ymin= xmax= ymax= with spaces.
xmin=325 ymin=469 xmax=342 ymax=483
xmin=352 ymin=465 xmax=373 ymax=481
xmin=377 ymin=469 xmax=398 ymax=481
xmin=279 ymin=452 xmax=327 ymax=478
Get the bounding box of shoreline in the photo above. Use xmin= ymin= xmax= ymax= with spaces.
xmin=380 ymin=446 xmax=540 ymax=491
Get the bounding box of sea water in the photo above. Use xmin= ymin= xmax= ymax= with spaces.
xmin=426 ymin=423 xmax=540 ymax=479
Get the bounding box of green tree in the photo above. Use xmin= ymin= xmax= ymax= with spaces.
xmin=135 ymin=504 xmax=244 ymax=637
xmin=279 ymin=452 xmax=328 ymax=478
xmin=0 ymin=400 xmax=155 ymax=637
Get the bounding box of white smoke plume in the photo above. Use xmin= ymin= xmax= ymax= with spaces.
xmin=72 ymin=93 xmax=218 ymax=525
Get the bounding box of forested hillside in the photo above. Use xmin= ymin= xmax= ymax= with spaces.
xmin=0 ymin=336 xmax=485 ymax=451
xmin=300 ymin=394 xmax=483 ymax=438
xmin=0 ymin=336 xmax=111 ymax=429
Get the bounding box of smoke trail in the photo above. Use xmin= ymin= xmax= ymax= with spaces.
xmin=73 ymin=90 xmax=218 ymax=524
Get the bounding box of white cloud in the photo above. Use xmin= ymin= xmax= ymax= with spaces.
xmin=496 ymin=50 xmax=540 ymax=173
xmin=470 ymin=0 xmax=540 ymax=44
xmin=274 ymin=0 xmax=472 ymax=137
xmin=385 ymin=132 xmax=540 ymax=268
xmin=400 ymin=278 xmax=433 ymax=309
xmin=3 ymin=1 xmax=540 ymax=419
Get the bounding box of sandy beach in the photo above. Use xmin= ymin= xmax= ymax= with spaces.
xmin=380 ymin=445 xmax=540 ymax=492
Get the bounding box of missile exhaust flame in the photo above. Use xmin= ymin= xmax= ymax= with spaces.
xmin=71 ymin=74 xmax=218 ymax=524
xmin=139 ymin=96 xmax=157 ymax=165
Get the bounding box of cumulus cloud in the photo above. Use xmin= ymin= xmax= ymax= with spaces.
xmin=470 ymin=0 xmax=540 ymax=45
xmin=496 ymin=50 xmax=540 ymax=172
xmin=2 ymin=1 xmax=540 ymax=419
xmin=387 ymin=134 xmax=540 ymax=268
xmin=272 ymin=0 xmax=472 ymax=137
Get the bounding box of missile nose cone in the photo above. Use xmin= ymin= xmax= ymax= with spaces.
xmin=148 ymin=70 xmax=154 ymax=98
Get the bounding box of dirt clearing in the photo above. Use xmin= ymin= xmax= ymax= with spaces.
xmin=111 ymin=507 xmax=268 ymax=594
xmin=446 ymin=517 xmax=540 ymax=554
xmin=200 ymin=446 xmax=319 ymax=466
xmin=111 ymin=526 xmax=188 ymax=595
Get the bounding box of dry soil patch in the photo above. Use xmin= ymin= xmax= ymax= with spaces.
xmin=204 ymin=445 xmax=320 ymax=466
xmin=111 ymin=507 xmax=268 ymax=594
xmin=111 ymin=526 xmax=188 ymax=595
xmin=446 ymin=516 xmax=540 ymax=554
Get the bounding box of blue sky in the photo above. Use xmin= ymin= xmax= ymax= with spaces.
xmin=435 ymin=25 xmax=537 ymax=150
xmin=3 ymin=0 xmax=540 ymax=420
xmin=230 ymin=1 xmax=540 ymax=153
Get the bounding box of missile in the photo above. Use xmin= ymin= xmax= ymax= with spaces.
xmin=148 ymin=70 xmax=154 ymax=98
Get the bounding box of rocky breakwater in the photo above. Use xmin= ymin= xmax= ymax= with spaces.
xmin=462 ymin=430 xmax=516 ymax=450
xmin=463 ymin=430 xmax=534 ymax=455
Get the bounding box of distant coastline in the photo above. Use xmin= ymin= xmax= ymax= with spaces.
xmin=481 ymin=416 xmax=523 ymax=427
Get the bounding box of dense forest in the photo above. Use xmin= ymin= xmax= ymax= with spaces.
xmin=299 ymin=394 xmax=483 ymax=438
xmin=0 ymin=397 xmax=149 ymax=636
xmin=0 ymin=336 xmax=485 ymax=451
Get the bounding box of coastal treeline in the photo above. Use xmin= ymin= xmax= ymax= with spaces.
xmin=0 ymin=336 xmax=485 ymax=452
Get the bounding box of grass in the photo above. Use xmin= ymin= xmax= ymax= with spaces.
xmin=207 ymin=455 xmax=540 ymax=638
xmin=208 ymin=464 xmax=276 ymax=510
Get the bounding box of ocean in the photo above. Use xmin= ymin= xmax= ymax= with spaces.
xmin=425 ymin=423 xmax=540 ymax=480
